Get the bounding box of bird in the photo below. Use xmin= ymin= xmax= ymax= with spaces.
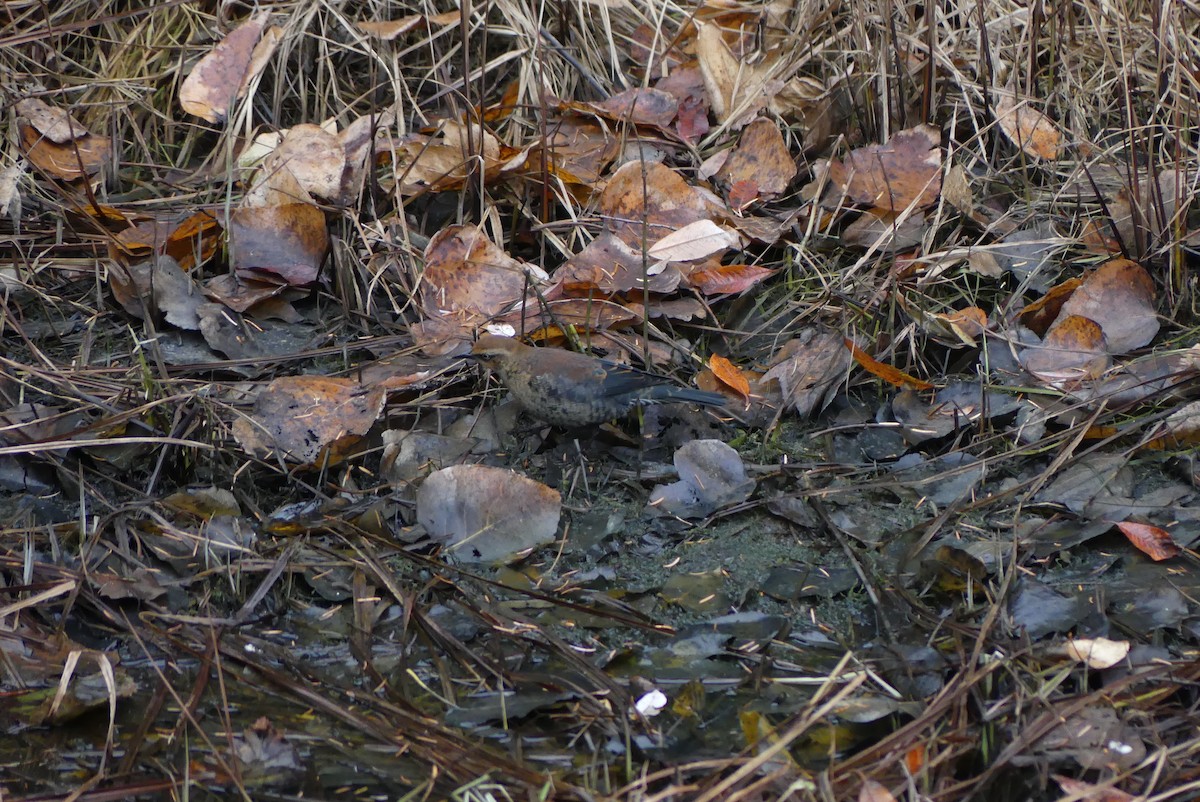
xmin=469 ymin=333 xmax=728 ymax=427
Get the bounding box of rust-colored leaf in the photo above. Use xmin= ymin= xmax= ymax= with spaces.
xmin=995 ymin=95 xmax=1062 ymax=160
xmin=709 ymin=354 xmax=749 ymax=400
xmin=1017 ymin=278 xmax=1082 ymax=336
xmin=18 ymin=120 xmax=110 ymax=181
xmin=1115 ymin=521 xmax=1180 ymax=561
xmin=844 ymin=339 xmax=934 ymax=390
xmin=1058 ymin=257 xmax=1158 ymax=354
xmin=1020 ymin=314 xmax=1110 ymax=387
xmin=686 ymin=263 xmax=774 ymax=296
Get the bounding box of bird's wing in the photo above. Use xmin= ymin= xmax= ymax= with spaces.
xmin=592 ymin=360 xmax=674 ymax=398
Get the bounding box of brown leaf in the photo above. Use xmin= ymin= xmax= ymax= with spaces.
xmin=229 ymin=203 xmax=328 ymax=285
xmin=1057 ymin=258 xmax=1158 ymax=354
xmin=826 ymin=125 xmax=942 ymax=212
xmin=995 ymin=95 xmax=1063 ymax=160
xmin=231 ymin=376 xmax=386 ymax=466
xmin=18 ymin=120 xmax=110 ymax=181
xmin=179 ymin=13 xmax=270 ymax=123
xmin=1017 ymin=278 xmax=1083 ymax=336
xmin=586 ymin=87 xmax=679 ymax=128
xmin=686 ymin=263 xmax=774 ymax=295
xmin=762 ymin=330 xmax=853 ymax=416
xmin=1020 ymin=315 xmax=1110 ymax=387
xmin=422 ymin=224 xmax=534 ymax=317
xmin=252 ymin=123 xmax=346 ymax=203
xmin=1115 ymin=521 xmax=1180 ymax=561
xmin=715 ymin=118 xmax=797 ymax=204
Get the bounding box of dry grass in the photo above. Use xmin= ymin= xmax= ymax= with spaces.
xmin=2 ymin=0 xmax=1200 ymax=799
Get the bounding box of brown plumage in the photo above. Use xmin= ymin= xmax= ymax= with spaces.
xmin=469 ymin=334 xmax=727 ymax=427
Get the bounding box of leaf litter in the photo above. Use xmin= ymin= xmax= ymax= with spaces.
xmin=2 ymin=1 xmax=1200 ymax=801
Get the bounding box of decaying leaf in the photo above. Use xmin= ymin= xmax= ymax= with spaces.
xmin=714 ymin=117 xmax=797 ymax=207
xmin=180 ymin=13 xmax=272 ymax=123
xmin=995 ymin=95 xmax=1063 ymax=160
xmin=647 ymin=439 xmax=755 ymax=518
xmin=824 ymin=125 xmax=942 ymax=212
xmin=417 ymin=465 xmax=561 ymax=563
xmin=1020 ymin=315 xmax=1110 ymax=387
xmin=231 ymin=376 xmax=386 ymax=466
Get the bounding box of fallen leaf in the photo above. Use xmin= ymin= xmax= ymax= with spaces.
xmin=231 ymin=376 xmax=386 ymax=466
xmin=715 ymin=117 xmax=797 ymax=205
xmin=708 ymin=354 xmax=749 ymax=400
xmin=995 ymin=95 xmax=1063 ymax=160
xmin=1020 ymin=315 xmax=1110 ymax=387
xmin=1115 ymin=521 xmax=1180 ymax=561
xmin=417 ymin=465 xmax=561 ymax=563
xmin=825 ymin=125 xmax=942 ymax=212
xmin=179 ymin=13 xmax=270 ymax=123
xmin=1062 ymin=637 xmax=1130 ymax=670
xmin=648 ymin=219 xmax=740 ymax=262
xmin=1057 ymin=258 xmax=1158 ymax=354
xmin=845 ymin=339 xmax=934 ymax=390
xmin=229 ymin=202 xmax=328 ymax=285
xmin=686 ymin=263 xmax=774 ymax=295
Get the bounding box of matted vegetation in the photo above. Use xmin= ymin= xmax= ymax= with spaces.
xmin=2 ymin=0 xmax=1200 ymax=800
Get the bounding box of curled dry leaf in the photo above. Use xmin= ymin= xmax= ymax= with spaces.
xmin=841 ymin=209 xmax=927 ymax=252
xmin=179 ymin=13 xmax=271 ymax=123
xmin=695 ymin=22 xmax=783 ymax=126
xmin=994 ymin=95 xmax=1062 ymax=160
xmin=417 ymin=465 xmax=561 ymax=563
xmin=18 ymin=120 xmax=110 ymax=181
xmin=391 ymin=121 xmax=506 ymax=195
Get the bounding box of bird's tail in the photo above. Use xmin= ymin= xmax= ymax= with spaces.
xmin=644 ymin=387 xmax=728 ymax=408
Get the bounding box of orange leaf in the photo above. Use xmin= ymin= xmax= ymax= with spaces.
xmin=1116 ymin=521 xmax=1179 ymax=561
xmin=709 ymin=354 xmax=750 ymax=400
xmin=687 ymin=263 xmax=774 ymax=295
xmin=904 ymin=743 xmax=926 ymax=774
xmin=844 ymin=339 xmax=934 ymax=390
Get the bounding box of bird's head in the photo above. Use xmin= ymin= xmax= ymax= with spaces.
xmin=468 ymin=333 xmax=524 ymax=371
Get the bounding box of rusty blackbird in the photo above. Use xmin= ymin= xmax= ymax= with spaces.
xmin=469 ymin=333 xmax=727 ymax=427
